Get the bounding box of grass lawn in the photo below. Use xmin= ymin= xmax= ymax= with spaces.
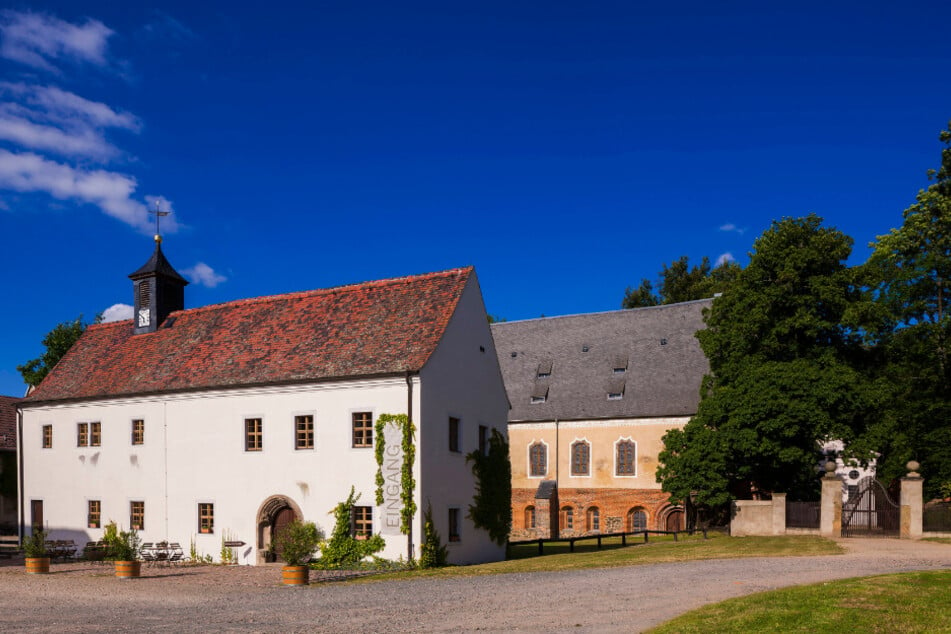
xmin=647 ymin=570 xmax=951 ymax=633
xmin=353 ymin=533 xmax=843 ymax=582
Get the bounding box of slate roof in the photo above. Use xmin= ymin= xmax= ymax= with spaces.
xmin=23 ymin=267 xmax=473 ymax=405
xmin=490 ymin=299 xmax=712 ymax=422
xmin=128 ymin=242 xmax=189 ymax=284
xmin=0 ymin=396 xmax=18 ymax=450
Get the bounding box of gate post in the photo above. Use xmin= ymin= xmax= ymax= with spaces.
xmin=820 ymin=461 xmax=841 ymax=538
xmin=900 ymin=461 xmax=923 ymax=539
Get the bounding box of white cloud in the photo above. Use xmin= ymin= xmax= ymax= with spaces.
xmin=101 ymin=303 xmax=133 ymax=322
xmin=715 ymin=252 xmax=735 ymax=267
xmin=0 ymin=13 xmax=183 ymax=235
xmin=0 ymin=11 xmax=114 ymax=73
xmin=0 ymin=83 xmax=141 ymax=161
xmin=183 ymin=262 xmax=227 ymax=288
xmin=0 ymin=149 xmax=153 ymax=230
xmin=719 ymin=223 xmax=746 ymax=235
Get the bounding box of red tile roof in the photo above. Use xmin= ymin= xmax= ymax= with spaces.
xmin=24 ymin=267 xmax=474 ymax=404
xmin=0 ymin=396 xmax=18 ymax=450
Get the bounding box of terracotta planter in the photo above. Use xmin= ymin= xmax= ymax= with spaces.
xmin=25 ymin=556 xmax=50 ymax=574
xmin=114 ymin=560 xmax=141 ymax=580
xmin=281 ymin=564 xmax=309 ymax=586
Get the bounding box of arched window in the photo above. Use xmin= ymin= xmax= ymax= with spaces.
xmin=529 ymin=442 xmax=547 ymax=477
xmin=616 ymin=439 xmax=636 ymax=476
xmin=570 ymin=440 xmax=590 ymax=476
xmin=627 ymin=508 xmax=647 ymax=532
xmin=525 ymin=505 xmax=536 ymax=529
xmin=560 ymin=506 xmax=574 ymax=531
xmin=586 ymin=506 xmax=600 ymax=532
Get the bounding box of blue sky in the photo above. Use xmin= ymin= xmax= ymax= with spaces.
xmin=1 ymin=2 xmax=949 ymax=396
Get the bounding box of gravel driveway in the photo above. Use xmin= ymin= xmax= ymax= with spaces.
xmin=2 ymin=538 xmax=949 ymax=633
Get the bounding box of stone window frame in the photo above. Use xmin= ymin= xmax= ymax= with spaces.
xmin=351 ymin=411 xmax=373 ymax=448
xmin=448 ymin=507 xmax=461 ymax=542
xmin=586 ymin=506 xmax=600 ymax=532
xmin=294 ymin=414 xmax=315 ymax=450
xmin=614 ymin=437 xmax=637 ymax=477
xmin=627 ymin=507 xmax=648 ymax=532
xmin=87 ymin=499 xmax=101 ymax=529
xmin=352 ymin=505 xmax=372 ymax=539
xmin=448 ymin=416 xmax=461 ymax=453
xmin=560 ymin=505 xmax=574 ymax=531
xmin=528 ymin=440 xmax=548 ymax=478
xmin=130 ymin=500 xmax=145 ymax=531
xmin=569 ymin=438 xmax=591 ymax=478
xmin=524 ymin=505 xmax=536 ymax=529
xmin=244 ymin=417 xmax=263 ymax=452
xmin=198 ymin=502 xmax=214 ymax=534
xmin=131 ymin=419 xmax=145 ymax=446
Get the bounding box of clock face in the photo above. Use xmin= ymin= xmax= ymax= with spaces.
xmin=138 ymin=308 xmax=150 ymax=327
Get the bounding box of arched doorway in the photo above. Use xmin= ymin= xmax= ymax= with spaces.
xmin=255 ymin=495 xmax=303 ymax=564
xmin=664 ymin=509 xmax=684 ymax=532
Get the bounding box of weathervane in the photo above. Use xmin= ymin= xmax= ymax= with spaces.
xmin=149 ymin=199 xmax=170 ymax=244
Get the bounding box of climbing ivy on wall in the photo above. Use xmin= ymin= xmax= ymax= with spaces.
xmin=374 ymin=413 xmax=417 ymax=535
xmin=466 ymin=429 xmax=512 ymax=546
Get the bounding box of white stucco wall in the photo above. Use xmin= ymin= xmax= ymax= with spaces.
xmin=20 ymin=378 xmax=418 ymax=565
xmin=418 ymin=273 xmax=509 ymax=564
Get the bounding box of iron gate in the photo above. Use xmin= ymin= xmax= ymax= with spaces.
xmin=841 ymin=476 xmax=900 ymax=538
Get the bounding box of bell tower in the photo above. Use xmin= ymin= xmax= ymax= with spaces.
xmin=129 ymin=234 xmax=188 ymax=335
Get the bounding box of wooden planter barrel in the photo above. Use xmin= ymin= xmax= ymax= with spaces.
xmin=114 ymin=560 xmax=141 ymax=580
xmin=25 ymin=556 xmax=50 ymax=574
xmin=281 ymin=565 xmax=309 ymax=586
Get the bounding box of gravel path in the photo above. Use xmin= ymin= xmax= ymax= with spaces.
xmin=2 ymin=538 xmax=949 ymax=633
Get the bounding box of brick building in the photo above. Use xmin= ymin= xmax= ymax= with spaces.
xmin=491 ymin=300 xmax=710 ymax=539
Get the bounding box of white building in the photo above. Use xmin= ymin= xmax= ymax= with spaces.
xmin=17 ymin=239 xmax=508 ymax=565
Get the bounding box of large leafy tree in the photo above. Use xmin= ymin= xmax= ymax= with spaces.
xmin=657 ymin=215 xmax=873 ymax=508
xmin=17 ymin=316 xmax=90 ymax=387
xmin=856 ymin=122 xmax=951 ymax=496
xmin=622 ymin=256 xmax=741 ymax=308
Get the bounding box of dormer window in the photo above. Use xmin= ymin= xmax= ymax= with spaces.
xmin=531 ymin=383 xmax=549 ymax=404
xmin=536 ymin=360 xmax=552 ymax=379
xmin=607 ymin=378 xmax=625 ymax=401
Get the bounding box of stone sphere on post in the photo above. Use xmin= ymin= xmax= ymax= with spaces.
xmin=823 ymin=460 xmax=837 ymax=478
xmin=906 ymin=460 xmax=921 ymax=478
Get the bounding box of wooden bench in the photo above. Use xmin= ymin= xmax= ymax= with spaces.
xmin=0 ymin=535 xmax=20 ymax=559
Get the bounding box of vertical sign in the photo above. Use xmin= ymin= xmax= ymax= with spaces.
xmin=380 ymin=421 xmax=404 ymax=535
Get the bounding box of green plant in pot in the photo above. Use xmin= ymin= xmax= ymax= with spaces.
xmin=24 ymin=529 xmax=50 ymax=574
xmin=102 ymin=522 xmax=142 ymax=579
xmin=273 ymin=519 xmax=323 ymax=586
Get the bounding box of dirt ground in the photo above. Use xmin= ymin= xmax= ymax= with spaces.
xmin=1 ymin=538 xmax=949 ymax=633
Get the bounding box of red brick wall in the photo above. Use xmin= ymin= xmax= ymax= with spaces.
xmin=511 ymin=486 xmax=680 ymax=540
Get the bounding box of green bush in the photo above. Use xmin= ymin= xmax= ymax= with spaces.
xmin=418 ymin=503 xmax=448 ymax=569
xmin=316 ymin=487 xmax=385 ymax=569
xmin=102 ymin=521 xmax=141 ymax=561
xmin=23 ymin=529 xmax=48 ymax=558
xmin=273 ymin=520 xmax=323 ymax=566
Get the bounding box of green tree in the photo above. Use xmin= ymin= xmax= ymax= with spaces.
xmin=657 ymin=215 xmax=873 ymax=507
xmin=17 ymin=316 xmax=89 ymax=387
xmin=856 ymin=121 xmax=951 ymax=496
xmin=622 ymin=256 xmax=741 ymax=308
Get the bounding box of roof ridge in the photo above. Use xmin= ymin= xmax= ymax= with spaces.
xmin=493 ymin=297 xmax=714 ymax=326
xmin=175 ymin=266 xmax=472 ymax=318
xmin=86 ymin=266 xmax=474 ymax=327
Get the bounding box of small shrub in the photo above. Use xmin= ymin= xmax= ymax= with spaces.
xmin=274 ymin=520 xmax=323 ymax=566
xmin=23 ymin=529 xmax=48 ymax=558
xmin=418 ymin=503 xmax=448 ymax=569
xmin=102 ymin=523 xmax=141 ymax=561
